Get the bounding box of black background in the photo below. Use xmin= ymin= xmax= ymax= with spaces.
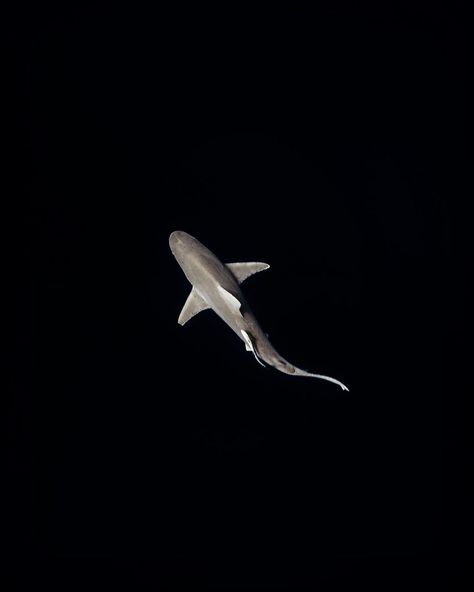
xmin=4 ymin=2 xmax=469 ymax=590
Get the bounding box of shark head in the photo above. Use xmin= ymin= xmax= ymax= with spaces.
xmin=169 ymin=230 xmax=191 ymax=252
xmin=169 ymin=231 xmax=198 ymax=266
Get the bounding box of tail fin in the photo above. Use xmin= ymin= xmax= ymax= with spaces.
xmin=254 ymin=338 xmax=349 ymax=391
xmin=286 ymin=366 xmax=349 ymax=390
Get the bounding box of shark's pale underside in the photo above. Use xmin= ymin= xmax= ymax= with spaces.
xmin=169 ymin=230 xmax=349 ymax=390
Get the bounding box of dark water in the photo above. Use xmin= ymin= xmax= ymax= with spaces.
xmin=5 ymin=3 xmax=468 ymax=589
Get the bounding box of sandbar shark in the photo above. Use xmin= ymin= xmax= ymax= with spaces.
xmin=169 ymin=230 xmax=348 ymax=390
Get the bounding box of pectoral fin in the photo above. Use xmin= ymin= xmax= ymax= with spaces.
xmin=226 ymin=262 xmax=270 ymax=284
xmin=178 ymin=288 xmax=209 ymax=325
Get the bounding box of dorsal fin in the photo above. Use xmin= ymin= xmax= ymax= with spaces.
xmin=226 ymin=262 xmax=270 ymax=284
xmin=178 ymin=288 xmax=209 ymax=325
xmin=216 ymin=284 xmax=242 ymax=312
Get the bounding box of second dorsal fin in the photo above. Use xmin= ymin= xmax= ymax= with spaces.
xmin=240 ymin=330 xmax=266 ymax=367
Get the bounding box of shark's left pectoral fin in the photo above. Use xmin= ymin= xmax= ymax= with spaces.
xmin=226 ymin=262 xmax=270 ymax=284
xmin=178 ymin=288 xmax=209 ymax=325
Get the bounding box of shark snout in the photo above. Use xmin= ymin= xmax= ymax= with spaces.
xmin=169 ymin=230 xmax=185 ymax=248
xmin=169 ymin=230 xmax=191 ymax=256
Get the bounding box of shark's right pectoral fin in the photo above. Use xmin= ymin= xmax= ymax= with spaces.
xmin=226 ymin=262 xmax=270 ymax=284
xmin=178 ymin=288 xmax=209 ymax=325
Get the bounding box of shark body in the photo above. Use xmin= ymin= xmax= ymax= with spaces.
xmin=169 ymin=230 xmax=348 ymax=390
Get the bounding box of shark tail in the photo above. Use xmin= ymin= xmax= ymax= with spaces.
xmin=279 ymin=364 xmax=350 ymax=391
xmin=254 ymin=338 xmax=349 ymax=391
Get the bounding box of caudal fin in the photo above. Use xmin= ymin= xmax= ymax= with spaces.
xmin=288 ymin=366 xmax=349 ymax=390
xmin=254 ymin=338 xmax=349 ymax=391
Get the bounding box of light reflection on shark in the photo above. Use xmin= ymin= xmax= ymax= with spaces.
xmin=169 ymin=230 xmax=348 ymax=391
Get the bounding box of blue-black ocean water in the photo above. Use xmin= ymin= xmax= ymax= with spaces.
xmin=4 ymin=3 xmax=468 ymax=590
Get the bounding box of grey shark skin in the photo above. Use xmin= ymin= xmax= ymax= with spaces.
xmin=169 ymin=230 xmax=349 ymax=390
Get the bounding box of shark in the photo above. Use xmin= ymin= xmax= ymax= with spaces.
xmin=169 ymin=230 xmax=349 ymax=390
